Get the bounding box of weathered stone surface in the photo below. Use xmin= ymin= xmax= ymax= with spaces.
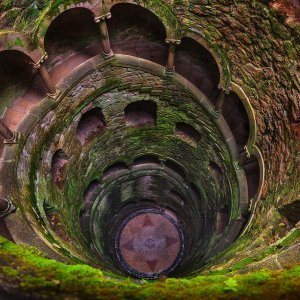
xmin=0 ymin=0 xmax=299 ymax=287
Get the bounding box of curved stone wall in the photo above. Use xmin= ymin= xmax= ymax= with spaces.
xmin=0 ymin=0 xmax=299 ymax=296
xmin=1 ymin=54 xmax=249 ymax=277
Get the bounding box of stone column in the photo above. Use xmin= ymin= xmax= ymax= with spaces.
xmin=0 ymin=119 xmax=14 ymax=142
xmin=165 ymin=39 xmax=181 ymax=74
xmin=95 ymin=12 xmax=113 ymax=58
xmin=238 ymin=146 xmax=251 ymax=168
xmin=215 ymin=85 xmax=230 ymax=113
xmin=33 ymin=53 xmax=57 ymax=96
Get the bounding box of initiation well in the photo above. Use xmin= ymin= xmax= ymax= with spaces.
xmin=0 ymin=0 xmax=299 ymax=298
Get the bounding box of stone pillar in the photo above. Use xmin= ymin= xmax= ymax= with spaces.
xmin=0 ymin=119 xmax=14 ymax=142
xmin=238 ymin=146 xmax=251 ymax=168
xmin=215 ymin=85 xmax=230 ymax=113
xmin=33 ymin=53 xmax=57 ymax=96
xmin=165 ymin=39 xmax=181 ymax=74
xmin=95 ymin=12 xmax=113 ymax=58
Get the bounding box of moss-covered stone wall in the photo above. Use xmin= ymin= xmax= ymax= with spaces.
xmin=0 ymin=0 xmax=299 ymax=297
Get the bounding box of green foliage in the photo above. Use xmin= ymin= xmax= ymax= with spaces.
xmin=14 ymin=37 xmax=24 ymax=47
xmin=0 ymin=236 xmax=300 ymax=299
xmin=231 ymin=257 xmax=255 ymax=271
xmin=224 ymin=278 xmax=238 ymax=292
xmin=0 ymin=0 xmax=14 ymax=11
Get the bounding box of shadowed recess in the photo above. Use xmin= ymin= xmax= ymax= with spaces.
xmin=125 ymin=100 xmax=157 ymax=127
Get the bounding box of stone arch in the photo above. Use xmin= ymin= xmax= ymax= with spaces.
xmin=230 ymin=82 xmax=257 ymax=146
xmin=175 ymin=122 xmax=201 ymax=147
xmin=240 ymin=145 xmax=265 ymax=235
xmin=107 ymin=0 xmax=180 ymax=39
xmin=43 ymin=7 xmax=101 ymax=85
xmin=76 ymin=107 xmax=107 ymax=146
xmin=175 ymin=36 xmax=221 ymax=102
xmin=51 ymin=149 xmax=69 ymax=189
xmin=34 ymin=7 xmax=97 ymax=53
xmin=102 ymin=162 xmax=128 ymax=180
xmin=185 ymin=32 xmax=229 ymax=88
xmin=247 ymin=145 xmax=265 ymax=202
xmin=0 ymin=50 xmax=35 ymax=116
xmin=124 ymin=100 xmax=157 ymax=127
xmin=221 ymin=90 xmax=251 ymax=152
xmin=107 ymin=2 xmax=168 ymax=66
xmin=0 ymin=31 xmax=42 ymax=62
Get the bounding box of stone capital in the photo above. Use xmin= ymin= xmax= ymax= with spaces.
xmin=217 ymin=84 xmax=230 ymax=95
xmin=32 ymin=52 xmax=48 ymax=69
xmin=94 ymin=12 xmax=112 ymax=23
xmin=165 ymin=38 xmax=181 ymax=45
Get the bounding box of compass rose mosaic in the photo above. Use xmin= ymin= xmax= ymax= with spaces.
xmin=117 ymin=211 xmax=184 ymax=278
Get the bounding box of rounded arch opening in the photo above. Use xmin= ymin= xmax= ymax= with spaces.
xmin=175 ymin=37 xmax=221 ymax=102
xmin=44 ymin=8 xmax=101 ymax=85
xmin=51 ymin=149 xmax=69 ymax=189
xmin=76 ymin=107 xmax=106 ymax=146
xmin=0 ymin=50 xmax=46 ymax=155
xmin=108 ymin=3 xmax=167 ymax=66
xmin=222 ymin=91 xmax=250 ymax=152
xmin=175 ymin=122 xmax=201 ymax=147
xmin=243 ymin=155 xmax=260 ymax=200
xmin=0 ymin=50 xmax=35 ymax=113
xmin=102 ymin=162 xmax=128 ymax=180
xmin=133 ymin=155 xmax=160 ymax=166
xmin=124 ymin=100 xmax=157 ymax=128
xmin=208 ymin=161 xmax=223 ymax=188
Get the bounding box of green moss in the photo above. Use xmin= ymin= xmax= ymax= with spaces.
xmin=269 ymin=17 xmax=291 ymax=39
xmin=14 ymin=37 xmax=24 ymax=47
xmin=0 ymin=0 xmax=14 ymax=11
xmin=231 ymin=257 xmax=255 ymax=271
xmin=283 ymin=40 xmax=298 ymax=59
xmin=136 ymin=0 xmax=180 ymax=34
xmin=1 ymin=266 xmax=19 ymax=277
xmin=1 ymin=236 xmax=300 ymax=298
xmin=173 ymin=0 xmax=183 ymax=4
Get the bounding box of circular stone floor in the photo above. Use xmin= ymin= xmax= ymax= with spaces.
xmin=116 ymin=210 xmax=184 ymax=278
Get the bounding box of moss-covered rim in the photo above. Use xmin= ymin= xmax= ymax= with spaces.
xmin=0 ymin=235 xmax=300 ymax=299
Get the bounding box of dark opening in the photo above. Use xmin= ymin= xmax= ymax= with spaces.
xmin=0 ymin=219 xmax=12 ymax=241
xmin=102 ymin=162 xmax=128 ymax=180
xmin=216 ymin=205 xmax=229 ymax=234
xmin=125 ymin=101 xmax=157 ymax=127
xmin=175 ymin=122 xmax=201 ymax=146
xmin=133 ymin=155 xmax=160 ymax=165
xmin=76 ymin=107 xmax=106 ymax=145
xmin=44 ymin=8 xmax=101 ymax=83
xmin=208 ymin=161 xmax=223 ymax=188
xmin=0 ymin=50 xmax=46 ymax=117
xmin=189 ymin=183 xmax=201 ymax=203
xmin=243 ymin=155 xmax=260 ymax=200
xmin=51 ymin=149 xmax=69 ymax=189
xmin=222 ymin=92 xmax=250 ymax=152
xmin=80 ymin=180 xmax=101 ymax=240
xmin=108 ymin=3 xmax=167 ymax=65
xmin=175 ymin=37 xmax=220 ymax=102
xmin=83 ymin=180 xmax=101 ymax=206
xmin=278 ymin=200 xmax=300 ymax=226
xmin=170 ymin=190 xmax=185 ymax=206
xmin=165 ymin=160 xmax=186 ymax=179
